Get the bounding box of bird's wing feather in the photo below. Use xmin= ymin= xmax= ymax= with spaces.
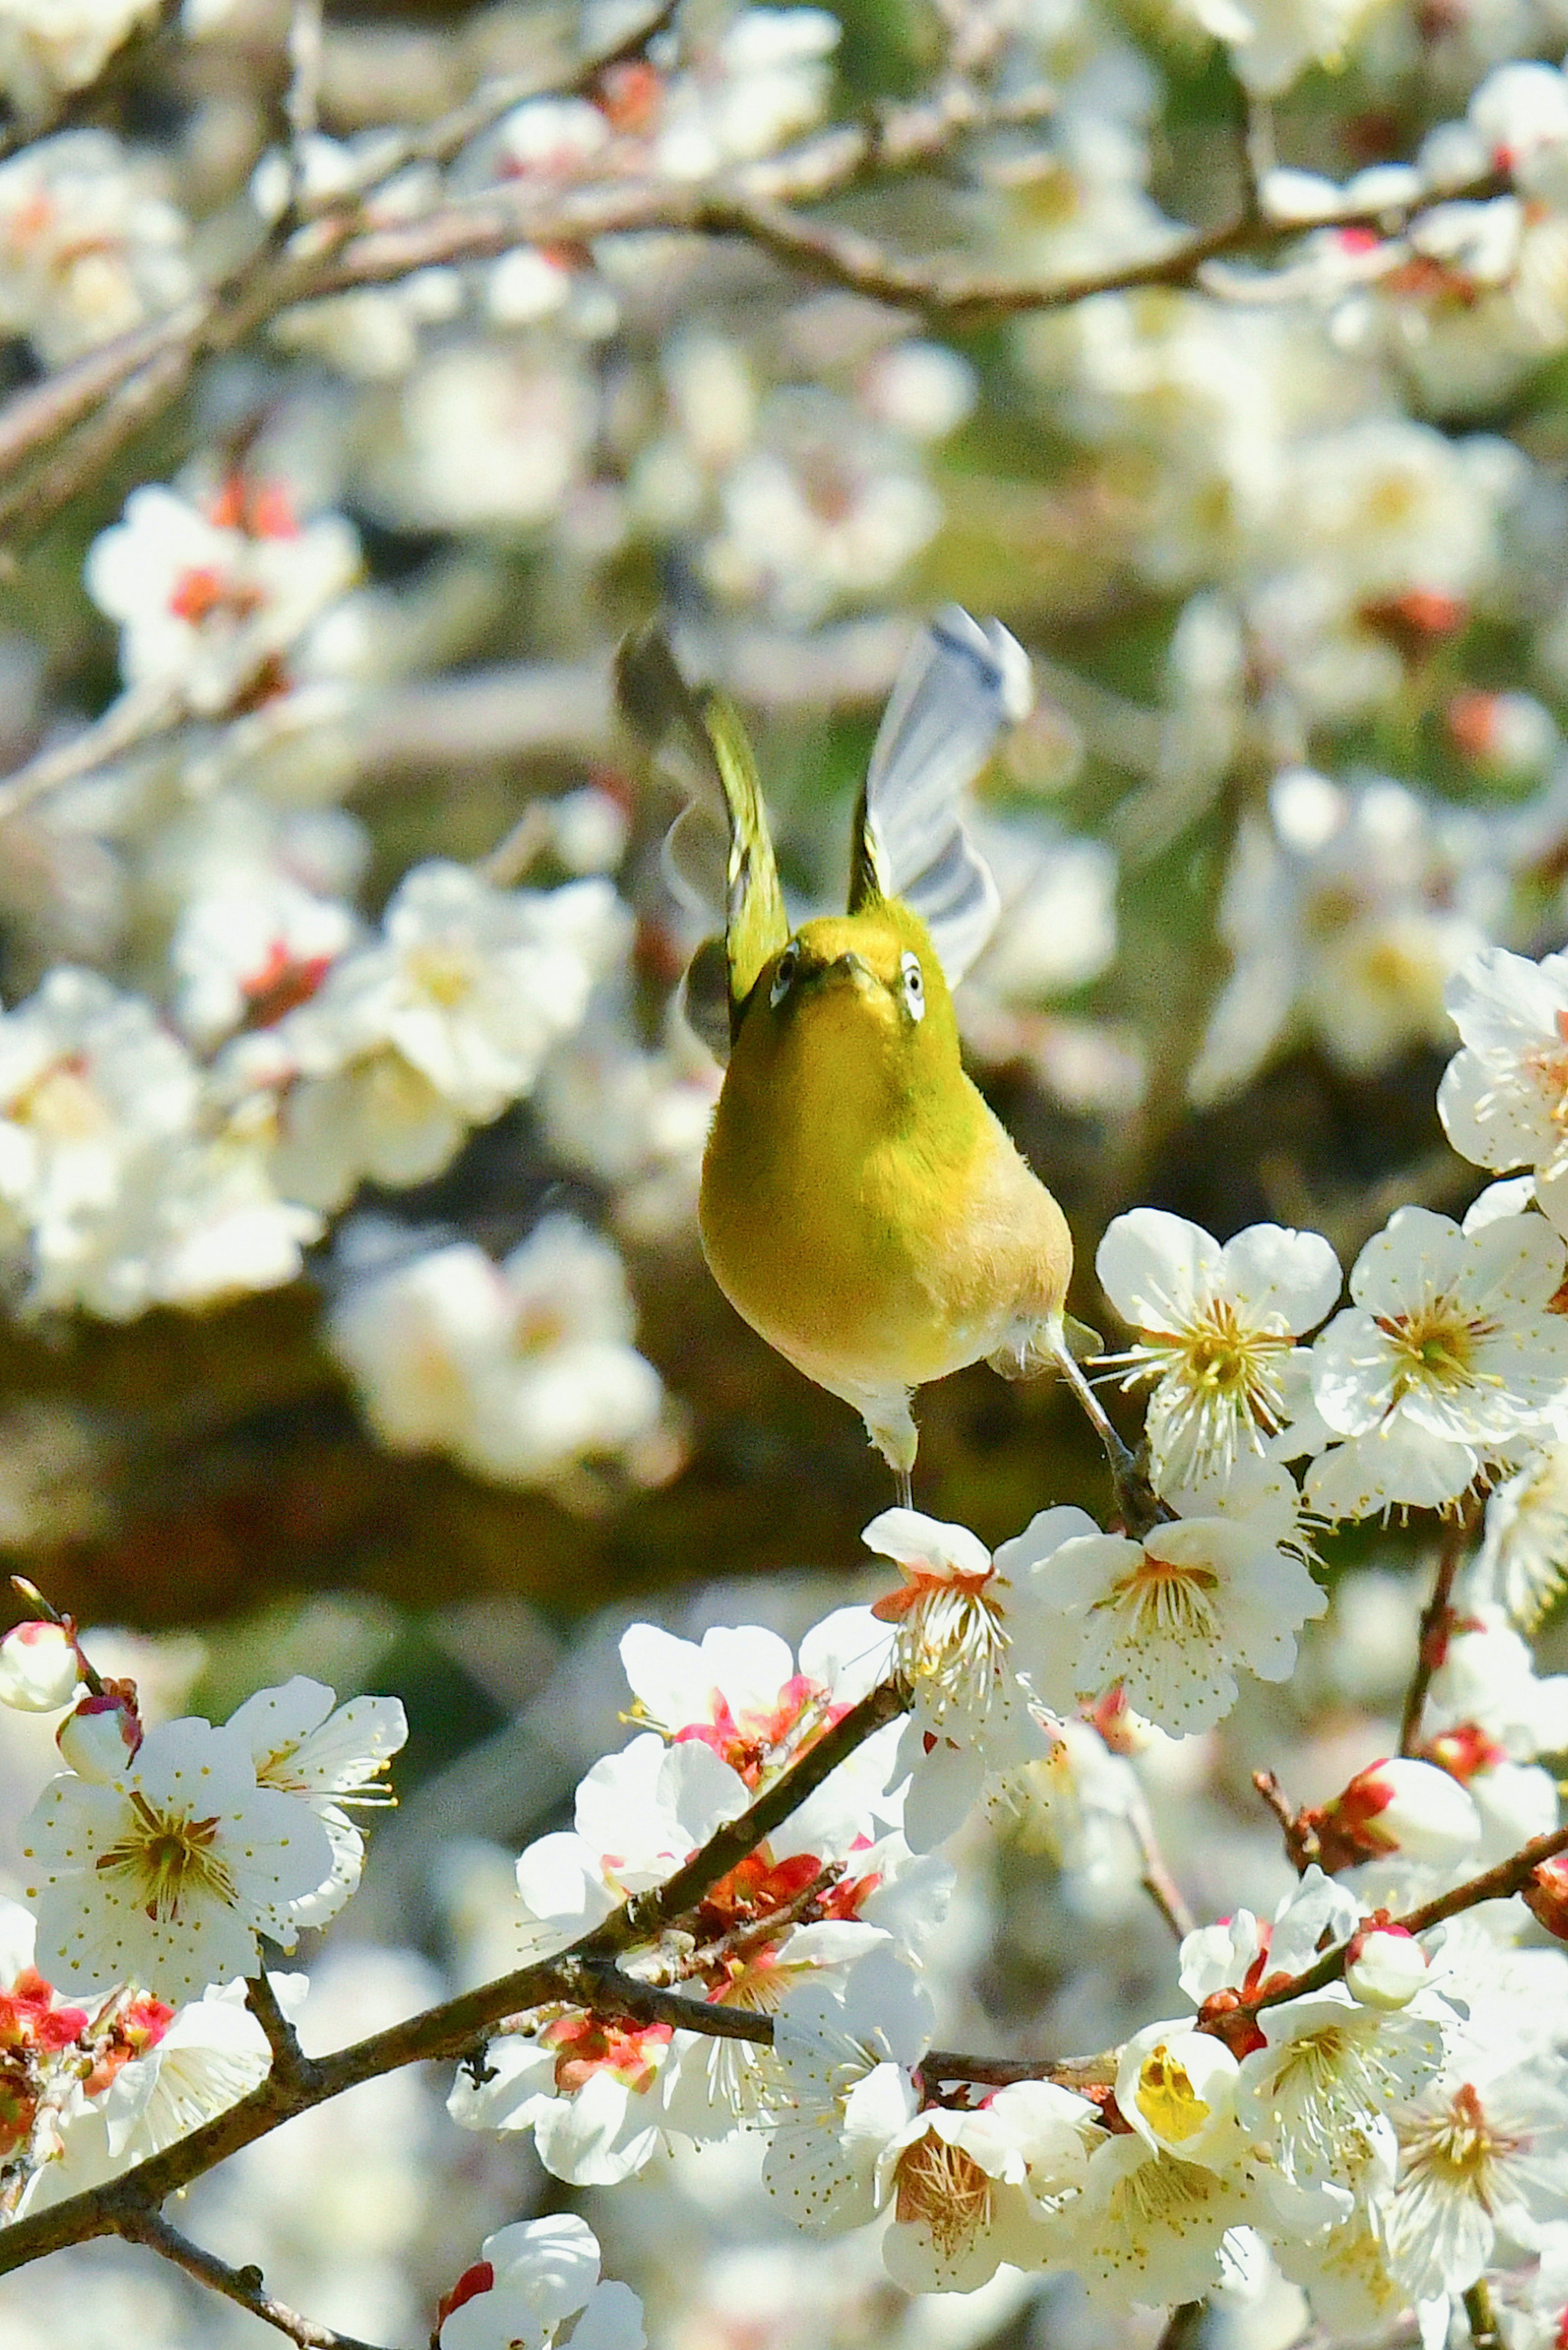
xmin=850 ymin=606 xmax=1031 ymax=984
xmin=616 ymin=623 xmax=789 ymax=1056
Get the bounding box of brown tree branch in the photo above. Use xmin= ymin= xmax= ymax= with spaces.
xmin=0 ymin=67 xmax=1505 ymax=554
xmin=123 ymin=2206 xmax=393 ymax=2350
xmin=0 ymin=1675 xmax=910 ymax=2275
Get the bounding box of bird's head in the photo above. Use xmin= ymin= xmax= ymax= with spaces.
xmin=735 ymin=899 xmax=962 ymax=1107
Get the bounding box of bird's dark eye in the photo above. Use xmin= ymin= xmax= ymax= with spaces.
xmin=900 ymin=951 xmax=925 ymax=1023
xmin=769 ymin=940 xmax=800 ymax=1008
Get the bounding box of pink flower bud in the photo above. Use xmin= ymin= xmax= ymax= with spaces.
xmin=1523 ymin=1854 xmax=1568 ymax=1943
xmin=1345 ymin=1923 xmax=1428 ymax=2008
xmin=1313 ymin=1757 xmax=1482 ymax=1871
xmin=436 ymin=2262 xmax=495 ymax=2338
xmin=0 ymin=1622 xmax=80 ymax=1712
xmin=57 ymin=1689 xmax=142 ymax=1781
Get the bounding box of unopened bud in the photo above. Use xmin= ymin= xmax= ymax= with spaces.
xmin=0 ymin=1621 xmax=79 ymax=1712
xmin=1345 ymin=1923 xmax=1428 ymax=2009
xmin=1523 ymin=1854 xmax=1568 ymax=1943
xmin=57 ymin=1688 xmax=142 ymax=1781
xmin=1312 ymin=1757 xmax=1481 ymax=1871
xmin=436 ymin=2261 xmax=496 ymax=2341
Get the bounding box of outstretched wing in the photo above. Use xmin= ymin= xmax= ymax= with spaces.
xmin=849 ymin=606 xmax=1032 ymax=985
xmin=616 ymin=623 xmax=788 ymax=1059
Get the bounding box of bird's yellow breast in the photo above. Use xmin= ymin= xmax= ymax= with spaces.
xmin=698 ymin=913 xmax=1071 ymax=1396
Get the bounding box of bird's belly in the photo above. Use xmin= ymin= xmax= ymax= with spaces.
xmin=698 ymin=1154 xmax=1013 ymax=1394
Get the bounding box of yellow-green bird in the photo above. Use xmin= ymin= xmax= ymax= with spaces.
xmin=618 ymin=608 xmax=1119 ymax=1505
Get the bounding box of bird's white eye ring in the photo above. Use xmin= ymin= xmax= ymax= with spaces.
xmin=770 ymin=941 xmax=800 ymax=1008
xmin=900 ymin=950 xmax=925 ymax=1022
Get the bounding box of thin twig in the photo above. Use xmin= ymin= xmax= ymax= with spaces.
xmin=1125 ymin=1785 xmax=1196 ymax=1941
xmin=1252 ymin=1768 xmax=1320 ymax=1874
xmin=0 ymin=682 xmax=180 ymax=829
xmin=122 ymin=2206 xmax=392 ymax=2350
xmin=1399 ymin=1509 xmax=1472 ymax=1757
xmin=341 ymin=0 xmax=686 ymax=201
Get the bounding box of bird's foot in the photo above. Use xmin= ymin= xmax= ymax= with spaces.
xmin=1055 ymin=1348 xmax=1166 ymax=1538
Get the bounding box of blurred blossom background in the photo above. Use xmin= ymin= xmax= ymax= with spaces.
xmin=0 ymin=0 xmax=1567 ymax=2341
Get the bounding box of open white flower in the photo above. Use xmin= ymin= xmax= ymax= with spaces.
xmin=1096 ymin=1209 xmax=1340 ymax=1485
xmin=1385 ymin=2067 xmax=1568 ymax=2301
xmin=226 ymin=1677 xmax=407 ymax=1929
xmin=1237 ymin=1986 xmax=1447 ymax=2190
xmin=864 ymin=1507 xmax=1060 ymax=1849
xmin=327 ymin=1217 xmax=664 ymax=1492
xmin=439 ymin=2214 xmax=645 ymax=2350
xmin=1472 ymin=1436 xmax=1568 ymax=1629
xmin=19 ymin=1717 xmax=335 ymax=1999
xmin=1116 ymin=2022 xmax=1243 ymax=2169
xmin=1071 ymin=2131 xmax=1255 ymax=2308
xmin=1307 ymin=1206 xmax=1568 ymax=1521
xmin=1439 ymin=945 xmax=1568 ymax=1183
xmin=86 ymin=477 xmax=359 ymax=714
xmin=878 ymin=2080 xmax=1098 ymax=2293
xmin=282 ymin=864 xmax=627 ymax=1125
xmin=1012 ymin=1460 xmax=1324 ymax=1736
xmin=0 ymin=966 xmax=198 ymax=1228
xmin=763 ymin=1944 xmax=933 ymax=2229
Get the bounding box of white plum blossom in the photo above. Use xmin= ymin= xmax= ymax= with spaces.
xmin=1385 ymin=2066 xmax=1568 ymax=2300
xmin=438 ymin=2215 xmax=645 ymax=2350
xmin=762 ymin=1944 xmax=933 ymax=2229
xmin=86 ymin=478 xmax=360 ymax=715
xmin=1116 ymin=2021 xmax=1244 ymax=2168
xmin=1314 ymin=1755 xmax=1484 ymax=1871
xmin=449 ymin=1733 xmax=759 ymax=2180
xmin=0 ymin=965 xmax=198 ymax=1228
xmin=1011 ymin=1459 xmax=1325 ymax=1736
xmin=1424 ymin=1603 xmax=1568 ymax=1759
xmin=1179 ymin=1866 xmax=1363 ymax=2006
xmin=1307 ymin=1206 xmax=1568 ymax=1521
xmin=1070 ymin=2131 xmax=1256 ymax=2308
xmin=1096 ymin=1208 xmax=1340 ymax=1483
xmin=1236 ymin=1985 xmax=1447 ymax=2191
xmin=861 ymin=1507 xmax=1060 ymax=1849
xmin=1440 ymin=945 xmax=1568 ymax=1197
xmin=266 ymin=864 xmax=628 ymax=1210
xmin=24 ymin=1130 xmax=323 ymax=1320
xmin=96 ymin=1980 xmax=277 ymax=2165
xmin=327 ymin=1217 xmax=665 ymax=1492
xmin=1191 ymin=771 xmax=1498 ymax=1104
xmin=0 ymin=131 xmax=191 ymax=363
xmin=225 ymin=1677 xmax=407 ymax=1930
xmin=877 ymin=2081 xmax=1098 ymax=2293
xmin=169 ymin=878 xmax=357 ymax=1048
xmin=18 ymin=1716 xmax=336 ymax=1999
xmin=1472 ymin=1436 xmax=1568 ymax=1628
